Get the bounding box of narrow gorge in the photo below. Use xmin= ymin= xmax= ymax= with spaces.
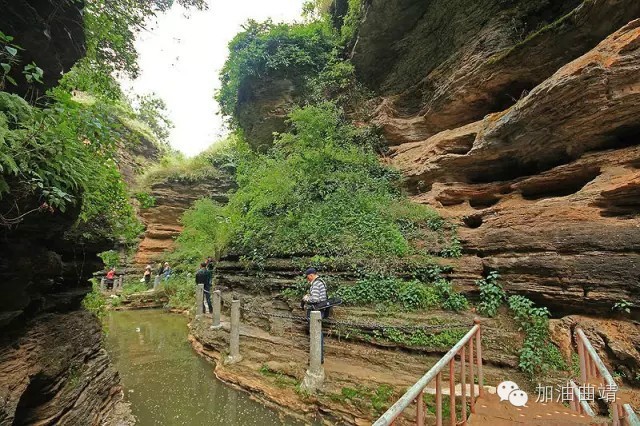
xmin=1 ymin=0 xmax=639 ymax=425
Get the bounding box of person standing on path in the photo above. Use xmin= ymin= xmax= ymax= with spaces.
xmin=195 ymin=262 xmax=213 ymax=313
xmin=106 ymin=267 xmax=116 ymax=290
xmin=154 ymin=262 xmax=163 ymax=290
xmin=163 ymin=262 xmax=172 ymax=282
xmin=302 ymin=267 xmax=330 ymax=364
xmin=143 ymin=265 xmax=152 ymax=286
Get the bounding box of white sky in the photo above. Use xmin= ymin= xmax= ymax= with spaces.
xmin=120 ymin=0 xmax=306 ymax=156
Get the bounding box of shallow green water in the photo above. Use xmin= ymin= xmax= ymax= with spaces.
xmin=105 ymin=309 xmax=302 ymax=426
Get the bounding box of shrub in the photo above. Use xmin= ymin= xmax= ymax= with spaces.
xmin=216 ymin=20 xmax=336 ymax=120
xmin=82 ymin=281 xmax=107 ymax=322
xmin=477 ymin=271 xmax=506 ymax=317
xmin=98 ymin=250 xmax=120 ymax=269
xmin=508 ymin=295 xmax=566 ymax=377
xmin=336 ymin=276 xmax=467 ymax=312
xmin=162 ymin=273 xmax=196 ymax=310
xmin=0 ymin=90 xmax=143 ymax=242
xmin=613 ymin=299 xmax=633 ymax=314
xmin=434 ymin=279 xmax=469 ymax=312
xmin=178 ymin=104 xmax=447 ymax=263
xmin=134 ymin=192 xmax=156 ymax=209
xmin=398 ymin=281 xmax=440 ymax=310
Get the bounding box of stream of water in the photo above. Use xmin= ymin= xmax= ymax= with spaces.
xmin=105 ymin=309 xmax=303 ymax=426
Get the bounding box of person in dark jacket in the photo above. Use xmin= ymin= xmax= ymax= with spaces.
xmin=195 ymin=262 xmax=213 ymax=313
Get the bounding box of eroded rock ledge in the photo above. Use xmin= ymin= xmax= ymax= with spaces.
xmin=384 ymin=20 xmax=640 ymax=316
xmin=0 ymin=311 xmax=126 ymax=425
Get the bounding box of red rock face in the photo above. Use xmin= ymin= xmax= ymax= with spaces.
xmin=382 ymin=21 xmax=640 ymax=316
xmin=134 ymin=178 xmax=234 ymax=267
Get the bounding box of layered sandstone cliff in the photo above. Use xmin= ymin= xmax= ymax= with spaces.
xmin=354 ymin=2 xmax=640 ymax=316
xmin=134 ymin=176 xmax=235 ymax=267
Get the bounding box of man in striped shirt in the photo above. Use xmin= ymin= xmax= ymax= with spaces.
xmin=303 ymin=267 xmax=330 ymax=364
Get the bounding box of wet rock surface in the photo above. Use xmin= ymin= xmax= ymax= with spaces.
xmin=0 ymin=311 xmax=124 ymax=425
xmin=0 ymin=0 xmax=85 ymax=96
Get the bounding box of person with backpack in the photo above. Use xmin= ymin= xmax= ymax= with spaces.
xmin=302 ymin=267 xmax=330 ymax=364
xmin=195 ymin=262 xmax=212 ymax=313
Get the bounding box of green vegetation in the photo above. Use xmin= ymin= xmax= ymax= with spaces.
xmin=134 ymin=192 xmax=157 ymax=209
xmin=476 ymin=271 xmax=506 ymax=317
xmin=0 ymin=91 xmax=142 ymax=240
xmin=379 ymin=328 xmax=466 ymax=349
xmin=121 ymin=280 xmax=149 ymax=296
xmin=336 ymin=276 xmax=467 ymax=313
xmin=508 ymin=295 xmax=566 ymax=378
xmin=258 ymin=365 xmax=300 ymax=389
xmin=216 ymin=20 xmax=336 ymax=120
xmin=82 ymin=281 xmax=107 ymax=322
xmin=330 ymin=384 xmax=395 ymax=415
xmin=162 ymin=274 xmax=196 ymax=310
xmin=136 ymin=135 xmax=240 ymax=191
xmin=612 ymin=299 xmax=633 ymax=315
xmin=98 ymin=250 xmax=120 ymax=269
xmin=171 ymin=104 xmax=458 ymax=271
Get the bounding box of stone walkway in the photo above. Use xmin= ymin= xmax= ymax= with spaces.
xmin=189 ymin=314 xmax=528 ymax=425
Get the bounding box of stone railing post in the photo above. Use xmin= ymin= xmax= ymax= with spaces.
xmin=100 ymin=277 xmax=106 ymax=292
xmin=301 ymin=310 xmax=324 ymax=393
xmin=226 ymin=299 xmax=242 ymax=364
xmin=195 ymin=284 xmax=204 ymax=316
xmin=211 ymin=290 xmax=222 ymax=329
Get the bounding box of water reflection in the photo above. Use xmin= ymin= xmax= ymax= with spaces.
xmin=105 ymin=310 xmax=302 ymax=426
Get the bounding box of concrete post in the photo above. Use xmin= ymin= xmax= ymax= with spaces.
xmin=195 ymin=284 xmax=204 ymax=316
xmin=211 ymin=290 xmax=222 ymax=329
xmin=301 ymin=310 xmax=324 ymax=393
xmin=100 ymin=277 xmax=106 ymax=291
xmin=226 ymin=299 xmax=242 ymax=364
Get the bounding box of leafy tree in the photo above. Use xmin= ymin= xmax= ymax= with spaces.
xmin=216 ymin=19 xmax=336 ymax=120
xmin=133 ymin=93 xmax=174 ymax=143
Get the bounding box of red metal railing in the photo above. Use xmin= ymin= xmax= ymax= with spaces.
xmin=373 ymin=319 xmax=484 ymax=426
xmin=575 ymin=327 xmax=639 ymax=426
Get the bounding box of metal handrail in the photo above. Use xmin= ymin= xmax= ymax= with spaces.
xmin=569 ymin=380 xmax=596 ymax=417
xmin=576 ymin=327 xmax=616 ymax=386
xmin=575 ymin=326 xmax=631 ymax=426
xmin=623 ymin=404 xmax=640 ymax=426
xmin=373 ymin=320 xmax=483 ymax=426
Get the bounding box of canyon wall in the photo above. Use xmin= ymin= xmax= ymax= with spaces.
xmin=134 ymin=176 xmax=235 ymax=268
xmin=0 ymin=3 xmax=136 ymax=423
xmin=352 ymin=0 xmax=640 ymax=316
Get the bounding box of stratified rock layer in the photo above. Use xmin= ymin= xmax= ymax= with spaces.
xmin=0 ymin=311 xmax=123 ymax=425
xmin=359 ymin=0 xmax=640 ymax=144
xmin=134 ymin=176 xmax=235 ymax=267
xmin=385 ymin=20 xmax=640 ymax=315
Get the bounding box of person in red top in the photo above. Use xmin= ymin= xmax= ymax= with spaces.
xmin=106 ymin=267 xmax=116 ymax=290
